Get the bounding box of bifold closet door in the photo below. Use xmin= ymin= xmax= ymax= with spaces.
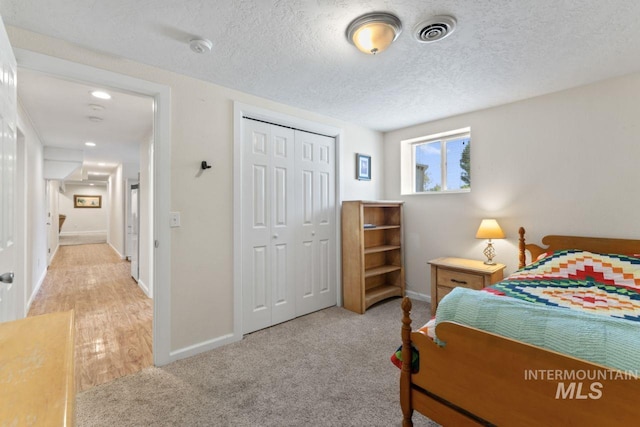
xmin=241 ymin=119 xmax=337 ymax=334
xmin=242 ymin=119 xmax=296 ymax=334
xmin=294 ymin=130 xmax=336 ymax=317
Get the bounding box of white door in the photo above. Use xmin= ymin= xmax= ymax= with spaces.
xmin=0 ymin=18 xmax=18 ymax=322
xmin=242 ymin=119 xmax=296 ymax=333
xmin=294 ymin=131 xmax=336 ymax=316
xmin=130 ymin=184 xmax=139 ymax=281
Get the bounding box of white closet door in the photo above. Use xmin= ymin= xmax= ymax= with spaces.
xmin=242 ymin=119 xmax=295 ymax=334
xmin=294 ymin=130 xmax=336 ymax=316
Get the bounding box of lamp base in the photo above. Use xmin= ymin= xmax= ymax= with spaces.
xmin=483 ymin=240 xmax=496 ymax=265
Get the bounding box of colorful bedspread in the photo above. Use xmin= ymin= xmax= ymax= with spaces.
xmin=483 ymin=250 xmax=640 ymax=322
xmin=392 ymin=250 xmax=640 ymax=372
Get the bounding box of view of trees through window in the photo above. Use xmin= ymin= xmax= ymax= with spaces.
xmin=414 ymin=134 xmax=470 ymax=192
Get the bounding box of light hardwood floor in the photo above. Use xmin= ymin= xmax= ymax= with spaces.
xmin=29 ymin=244 xmax=153 ymax=392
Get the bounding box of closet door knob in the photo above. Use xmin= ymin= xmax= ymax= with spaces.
xmin=273 ymin=234 xmax=279 ymax=239
xmin=311 ymin=231 xmax=316 ymax=236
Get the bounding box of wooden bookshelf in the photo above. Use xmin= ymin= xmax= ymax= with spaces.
xmin=342 ymin=200 xmax=405 ymax=314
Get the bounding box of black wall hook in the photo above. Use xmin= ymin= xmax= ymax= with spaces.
xmin=201 ymin=161 xmax=212 ymax=170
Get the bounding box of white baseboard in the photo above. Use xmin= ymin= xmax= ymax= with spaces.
xmin=137 ymin=279 xmax=152 ymax=299
xmin=405 ymin=289 xmax=431 ymax=303
xmin=60 ymin=230 xmax=107 ymax=236
xmin=167 ymin=333 xmax=241 ymax=364
xmin=27 ymin=268 xmax=48 ymax=313
xmin=49 ymin=244 xmax=59 ymax=266
xmin=108 ymin=242 xmax=126 ymax=260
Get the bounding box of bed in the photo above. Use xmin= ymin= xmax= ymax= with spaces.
xmin=399 ymin=227 xmax=640 ymax=426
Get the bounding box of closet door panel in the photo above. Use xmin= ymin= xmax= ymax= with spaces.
xmin=242 ymin=120 xmax=272 ymax=333
xmin=294 ymin=131 xmax=336 ymax=316
xmin=269 ymin=125 xmax=296 ymax=326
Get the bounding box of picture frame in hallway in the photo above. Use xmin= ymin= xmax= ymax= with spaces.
xmin=74 ymin=194 xmax=102 ymax=208
xmin=356 ymin=153 xmax=371 ymax=180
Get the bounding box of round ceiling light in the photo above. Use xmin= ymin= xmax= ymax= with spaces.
xmin=189 ymin=38 xmax=213 ymax=54
xmin=90 ymin=90 xmax=111 ymax=100
xmin=346 ymin=12 xmax=402 ymax=55
xmin=85 ymin=141 xmax=96 ymax=147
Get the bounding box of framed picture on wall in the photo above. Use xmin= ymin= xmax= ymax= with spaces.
xmin=356 ymin=153 xmax=371 ymax=181
xmin=74 ymin=194 xmax=102 ymax=208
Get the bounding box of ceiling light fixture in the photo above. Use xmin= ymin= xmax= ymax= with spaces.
xmin=88 ymin=116 xmax=103 ymax=122
xmin=346 ymin=12 xmax=402 ymax=55
xmin=85 ymin=141 xmax=96 ymax=147
xmin=189 ymin=38 xmax=213 ymax=54
xmin=98 ymin=162 xmax=106 ymax=166
xmin=89 ymin=104 xmax=105 ymax=111
xmin=90 ymin=90 xmax=111 ymax=100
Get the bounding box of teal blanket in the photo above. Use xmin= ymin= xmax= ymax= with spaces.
xmin=435 ymin=287 xmax=640 ymax=373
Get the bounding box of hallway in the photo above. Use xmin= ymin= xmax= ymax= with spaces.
xmin=29 ymin=244 xmax=153 ymax=392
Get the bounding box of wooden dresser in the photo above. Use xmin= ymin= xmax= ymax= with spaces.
xmin=0 ymin=311 xmax=75 ymax=426
xmin=429 ymin=257 xmax=505 ymax=315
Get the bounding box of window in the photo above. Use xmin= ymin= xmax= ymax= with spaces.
xmin=401 ymin=127 xmax=470 ymax=194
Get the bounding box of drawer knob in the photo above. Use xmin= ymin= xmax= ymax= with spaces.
xmin=451 ymin=278 xmax=467 ymax=285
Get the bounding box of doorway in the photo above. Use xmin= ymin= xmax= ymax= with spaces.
xmin=14 ymin=48 xmax=172 ymax=366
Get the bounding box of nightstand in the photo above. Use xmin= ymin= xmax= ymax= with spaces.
xmin=428 ymin=257 xmax=506 ymax=315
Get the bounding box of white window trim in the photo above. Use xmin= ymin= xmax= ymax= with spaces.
xmin=401 ymin=127 xmax=470 ymax=195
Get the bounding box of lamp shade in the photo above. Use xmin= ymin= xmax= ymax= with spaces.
xmin=475 ymin=219 xmax=505 ymax=239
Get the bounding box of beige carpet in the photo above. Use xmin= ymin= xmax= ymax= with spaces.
xmin=77 ymin=298 xmax=438 ymax=427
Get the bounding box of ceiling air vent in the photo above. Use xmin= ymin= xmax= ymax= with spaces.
xmin=414 ymin=15 xmax=457 ymax=43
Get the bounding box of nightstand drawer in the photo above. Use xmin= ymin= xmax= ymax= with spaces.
xmin=429 ymin=257 xmax=506 ymax=316
xmin=437 ymin=268 xmax=484 ymax=290
xmin=436 ymin=285 xmax=454 ymax=304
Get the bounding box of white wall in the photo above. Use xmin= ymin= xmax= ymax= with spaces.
xmin=341 ymin=126 xmax=385 ymax=201
xmin=59 ymin=183 xmax=108 ymax=234
xmin=108 ymin=164 xmax=125 ymax=258
xmin=17 ymin=102 xmax=48 ymax=314
xmin=383 ymin=72 xmax=640 ymax=297
xmin=6 ymin=26 xmax=386 ymax=355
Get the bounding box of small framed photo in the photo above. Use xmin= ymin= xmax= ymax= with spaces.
xmin=356 ymin=153 xmax=371 ymax=181
xmin=74 ymin=194 xmax=102 ymax=208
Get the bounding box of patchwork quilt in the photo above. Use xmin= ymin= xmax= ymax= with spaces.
xmin=392 ymin=250 xmax=640 ymax=372
xmin=483 ymin=250 xmax=640 ymax=322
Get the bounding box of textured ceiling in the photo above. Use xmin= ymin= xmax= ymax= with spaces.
xmin=3 ymin=0 xmax=640 ymax=131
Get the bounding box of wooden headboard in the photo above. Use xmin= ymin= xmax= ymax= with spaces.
xmin=518 ymin=227 xmax=640 ymax=268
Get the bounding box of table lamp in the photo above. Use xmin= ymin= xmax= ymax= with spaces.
xmin=475 ymin=219 xmax=505 ymax=265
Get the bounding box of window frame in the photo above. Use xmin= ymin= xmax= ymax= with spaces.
xmin=401 ymin=127 xmax=471 ymax=195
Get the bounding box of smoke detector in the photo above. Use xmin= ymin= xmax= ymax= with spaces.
xmin=413 ymin=15 xmax=457 ymax=43
xmin=189 ymin=38 xmax=213 ymax=54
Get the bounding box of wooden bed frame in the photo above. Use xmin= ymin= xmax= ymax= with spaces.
xmin=400 ymin=227 xmax=640 ymax=426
